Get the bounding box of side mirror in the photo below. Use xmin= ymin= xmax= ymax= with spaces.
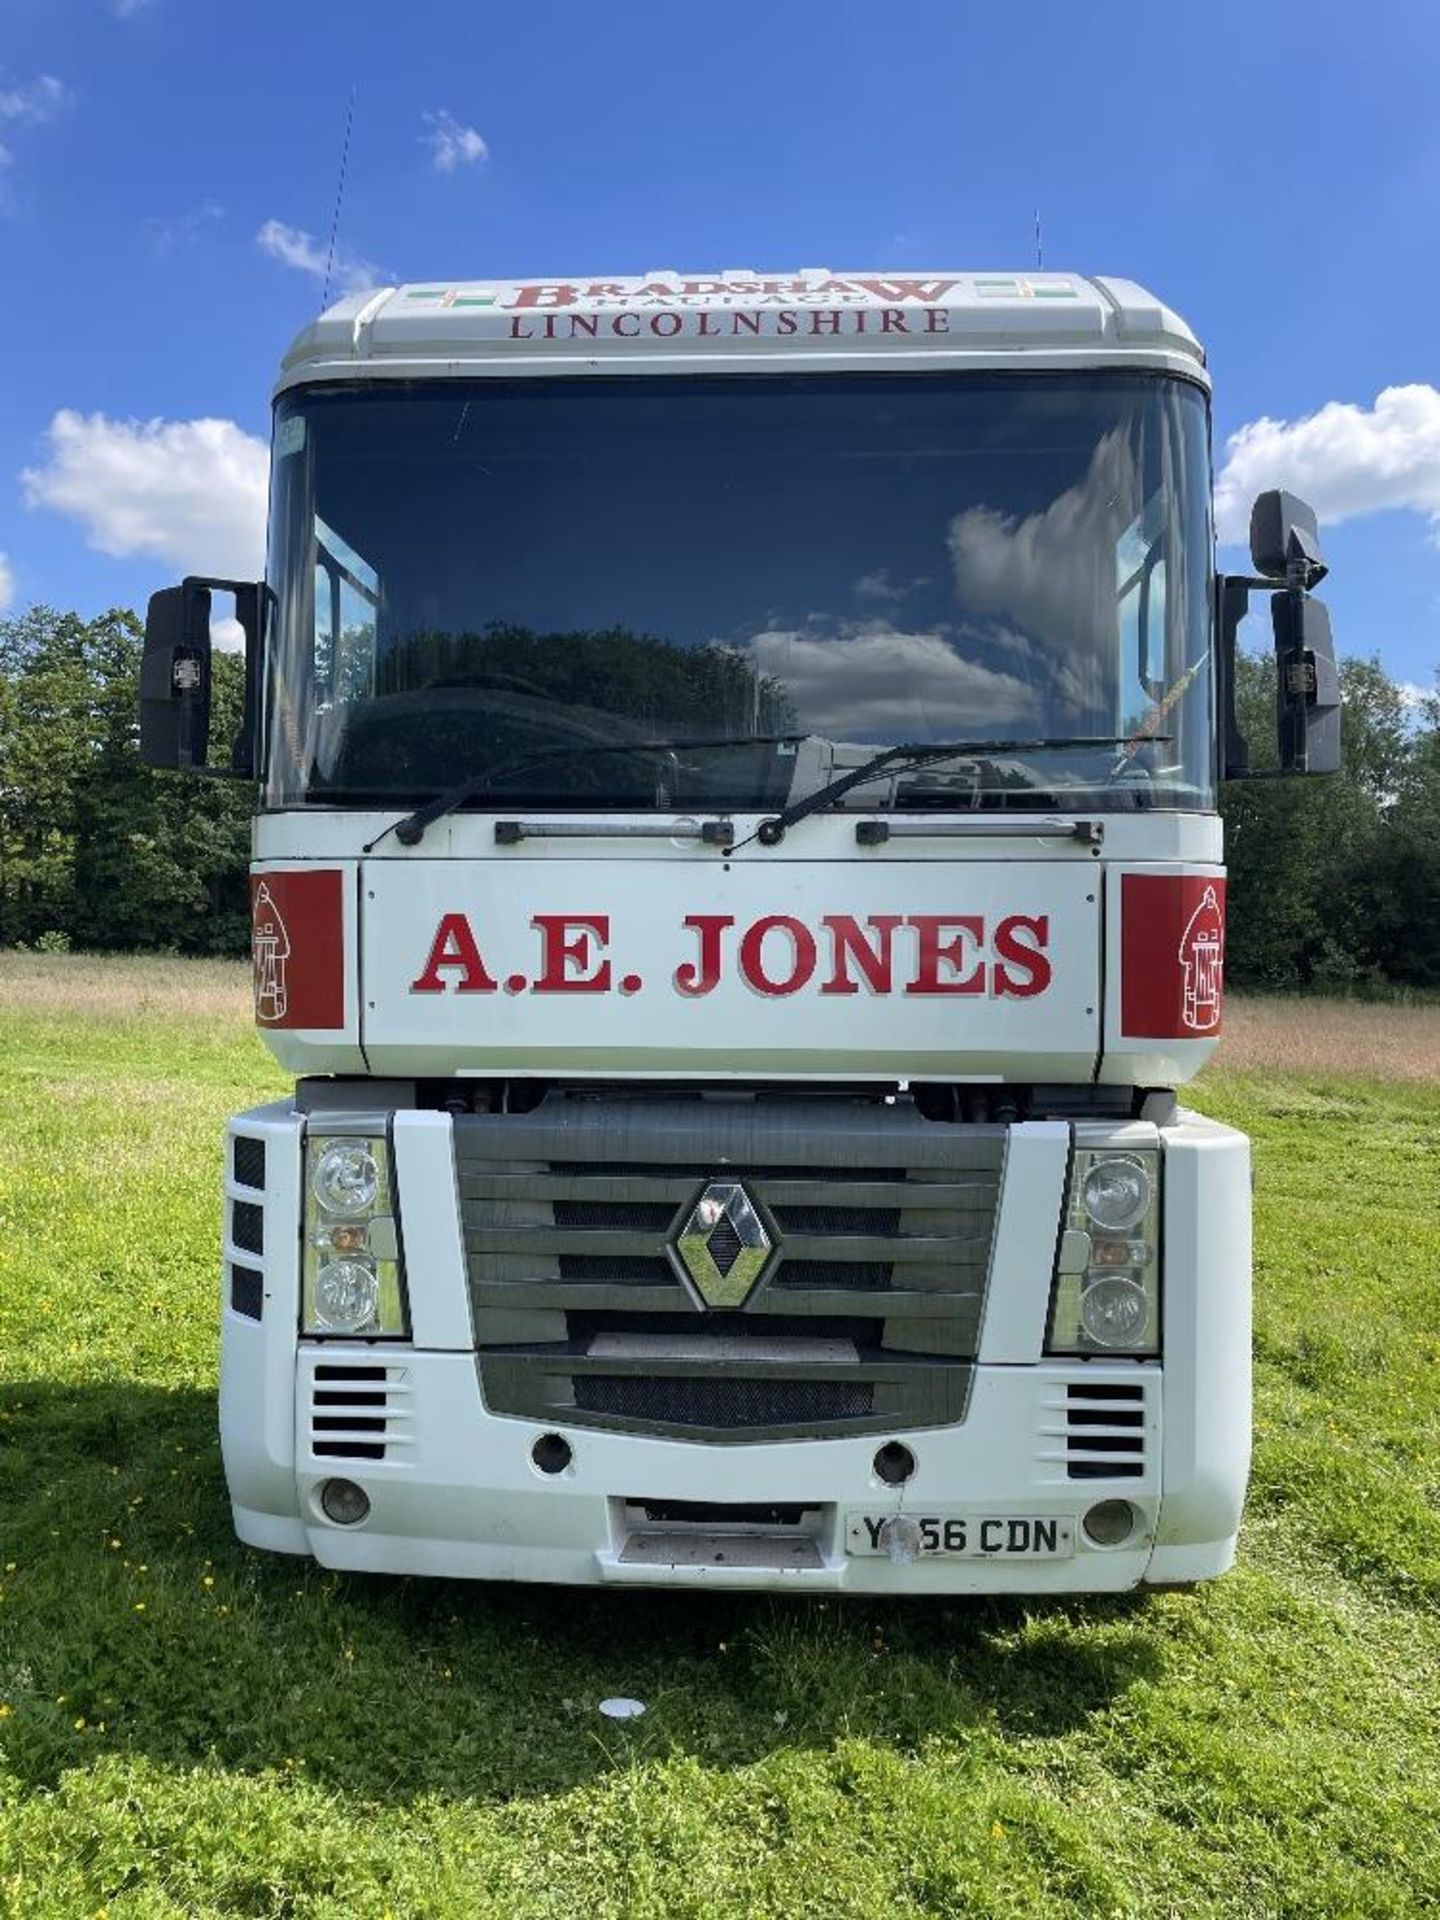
xmin=139 ymin=576 xmax=263 ymax=776
xmin=1273 ymin=591 xmax=1341 ymax=775
xmin=139 ymin=582 xmax=212 ymax=769
xmin=1250 ymin=488 xmax=1328 ymax=589
xmin=1218 ymin=489 xmax=1341 ymax=781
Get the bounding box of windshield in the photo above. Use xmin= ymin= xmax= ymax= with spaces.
xmin=264 ymin=372 xmax=1214 ymax=813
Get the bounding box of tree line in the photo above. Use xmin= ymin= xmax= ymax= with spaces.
xmin=2 ymin=604 xmax=1437 ymax=990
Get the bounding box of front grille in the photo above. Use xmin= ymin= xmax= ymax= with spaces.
xmin=575 ymin=1377 xmax=874 ymax=1428
xmin=1038 ymin=1379 xmax=1149 ymax=1481
xmin=308 ymin=1363 xmax=412 ymax=1462
xmin=230 ymin=1199 xmax=264 ymax=1256
xmin=232 ymin=1135 xmax=266 ymax=1191
xmin=230 ymin=1263 xmax=263 ymax=1320
xmin=454 ymin=1097 xmax=1003 ymax=1441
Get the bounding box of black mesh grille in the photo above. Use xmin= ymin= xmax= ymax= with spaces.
xmin=771 ymin=1205 xmax=902 ymax=1235
xmin=232 ymin=1136 xmax=266 ymax=1191
xmin=230 ymin=1264 xmax=263 ymax=1320
xmin=706 ymin=1212 xmax=745 ymax=1276
xmin=558 ymin=1256 xmax=675 ymax=1284
xmin=554 ymin=1199 xmax=676 ymax=1231
xmin=573 ymin=1376 xmax=874 ymax=1429
xmin=771 ymin=1260 xmax=893 ymax=1290
xmin=231 ymin=1200 xmax=263 ymax=1256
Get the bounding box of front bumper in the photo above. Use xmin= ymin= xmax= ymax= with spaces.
xmin=220 ymin=1102 xmax=1249 ymax=1592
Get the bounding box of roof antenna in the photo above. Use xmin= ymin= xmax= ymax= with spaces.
xmin=321 ymin=83 xmax=357 ymax=313
xmin=1034 ymin=208 xmax=1043 ymax=271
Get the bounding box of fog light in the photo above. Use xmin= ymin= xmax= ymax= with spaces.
xmin=1083 ymin=1499 xmax=1136 ymax=1546
xmin=320 ymin=1478 xmax=370 ymax=1526
xmin=1078 ymin=1275 xmax=1149 ymax=1348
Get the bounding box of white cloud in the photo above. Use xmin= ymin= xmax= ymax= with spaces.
xmin=21 ymin=410 xmax=268 ymax=579
xmin=148 ymin=198 xmax=222 ymax=251
xmin=256 ymin=218 xmax=386 ymax=296
xmin=1214 ymin=384 xmax=1440 ymax=545
xmin=0 ymin=75 xmax=71 ymax=125
xmin=422 ymin=110 xmax=489 ymax=173
xmin=853 ymin=568 xmax=912 ymax=604
xmin=0 ymin=552 xmax=13 ymax=612
xmin=745 ymin=624 xmax=1038 ymax=737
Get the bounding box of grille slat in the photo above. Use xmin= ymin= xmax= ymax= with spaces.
xmin=1063 ymin=1381 xmax=1147 ymax=1481
xmin=455 ymin=1099 xmax=1002 ymax=1441
xmin=307 ymin=1365 xmax=410 ymax=1462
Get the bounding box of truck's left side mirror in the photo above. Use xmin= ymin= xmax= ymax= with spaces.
xmin=140 ymin=583 xmax=212 ymax=770
xmin=139 ymin=576 xmax=262 ymax=776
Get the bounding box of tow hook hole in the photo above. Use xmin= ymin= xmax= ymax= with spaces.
xmin=873 ymin=1441 xmax=916 ymax=1486
xmin=532 ymin=1432 xmax=573 ymax=1476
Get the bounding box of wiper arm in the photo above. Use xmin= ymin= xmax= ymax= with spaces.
xmin=746 ymin=735 xmax=1166 ymax=848
xmin=363 ymin=733 xmax=807 ymax=853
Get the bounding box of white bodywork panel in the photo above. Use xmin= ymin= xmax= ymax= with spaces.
xmin=276 ymin=271 xmax=1207 ymax=395
xmin=221 ymin=1102 xmax=1250 ymax=1592
xmin=359 ymin=851 xmax=1101 ymax=1081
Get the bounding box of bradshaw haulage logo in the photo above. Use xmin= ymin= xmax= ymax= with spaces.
xmin=252 ymin=882 xmax=292 ymax=1024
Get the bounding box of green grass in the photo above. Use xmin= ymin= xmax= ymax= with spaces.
xmin=1 ymin=969 xmax=1439 ymax=1917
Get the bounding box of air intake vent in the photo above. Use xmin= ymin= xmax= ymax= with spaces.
xmin=230 ymin=1199 xmax=264 ymax=1256
xmin=232 ymin=1135 xmax=266 ymax=1191
xmin=574 ymin=1375 xmax=874 ymax=1431
xmin=1064 ymin=1381 xmax=1146 ymax=1481
xmin=230 ymin=1264 xmax=263 ymax=1320
xmin=309 ymin=1363 xmax=412 ymax=1462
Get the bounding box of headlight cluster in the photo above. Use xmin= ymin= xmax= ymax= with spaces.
xmin=1047 ymin=1147 xmax=1160 ymax=1356
xmin=302 ymin=1135 xmax=407 ymax=1338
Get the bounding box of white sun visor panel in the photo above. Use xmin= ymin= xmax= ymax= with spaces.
xmin=277 ymin=271 xmax=1205 ymax=391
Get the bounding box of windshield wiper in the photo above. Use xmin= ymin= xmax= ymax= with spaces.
xmin=363 ymin=733 xmax=808 ymax=852
xmin=744 ymin=735 xmax=1168 ymax=848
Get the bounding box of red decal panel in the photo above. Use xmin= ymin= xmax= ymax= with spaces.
xmin=251 ymin=869 xmax=345 ymax=1030
xmin=1120 ymin=874 xmax=1225 ymax=1039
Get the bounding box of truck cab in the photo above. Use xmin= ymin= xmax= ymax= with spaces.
xmin=141 ymin=269 xmax=1339 ymax=1591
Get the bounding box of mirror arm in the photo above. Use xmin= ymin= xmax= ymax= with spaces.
xmin=1217 ymin=573 xmax=1253 ymax=779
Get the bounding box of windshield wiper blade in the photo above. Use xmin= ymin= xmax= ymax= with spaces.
xmin=364 ymin=733 xmax=808 ymax=852
xmin=747 ymin=735 xmax=1167 ymax=848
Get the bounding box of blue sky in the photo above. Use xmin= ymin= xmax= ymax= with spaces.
xmin=2 ymin=0 xmax=1438 ymax=689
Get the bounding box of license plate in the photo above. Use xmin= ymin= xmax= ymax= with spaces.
xmin=845 ymin=1512 xmax=1075 ymax=1558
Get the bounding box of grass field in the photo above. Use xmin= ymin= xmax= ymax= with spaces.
xmin=1 ymin=954 xmax=1438 ymax=1917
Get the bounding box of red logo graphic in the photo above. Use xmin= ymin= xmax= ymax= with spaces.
xmin=249 ymin=870 xmax=346 ymax=1030
xmin=1120 ymin=873 xmax=1226 ymax=1040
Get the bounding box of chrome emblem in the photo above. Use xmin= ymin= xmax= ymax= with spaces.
xmin=672 ymin=1180 xmax=772 ymax=1307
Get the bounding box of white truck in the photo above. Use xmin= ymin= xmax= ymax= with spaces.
xmin=140 ymin=269 xmax=1340 ymax=1593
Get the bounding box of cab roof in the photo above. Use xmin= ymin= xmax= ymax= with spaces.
xmin=276 ymin=270 xmax=1206 ymax=396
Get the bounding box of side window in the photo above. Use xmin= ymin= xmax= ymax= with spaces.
xmin=1115 ymin=494 xmax=1168 ymax=724
xmin=314 ymin=516 xmax=380 ymax=709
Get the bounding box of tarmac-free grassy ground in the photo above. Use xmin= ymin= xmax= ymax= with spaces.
xmin=1 ymin=955 xmax=1437 ymax=1917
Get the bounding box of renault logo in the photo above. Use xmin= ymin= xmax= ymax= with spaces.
xmin=671 ymin=1180 xmax=773 ymax=1308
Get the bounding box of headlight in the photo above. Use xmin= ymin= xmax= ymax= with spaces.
xmin=1047 ymin=1144 xmax=1160 ymax=1357
xmin=312 ymin=1142 xmax=379 ymax=1216
xmin=302 ymin=1133 xmax=407 ymax=1338
xmin=1081 ymin=1156 xmax=1151 ymax=1232
xmin=313 ymin=1259 xmax=380 ymax=1333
